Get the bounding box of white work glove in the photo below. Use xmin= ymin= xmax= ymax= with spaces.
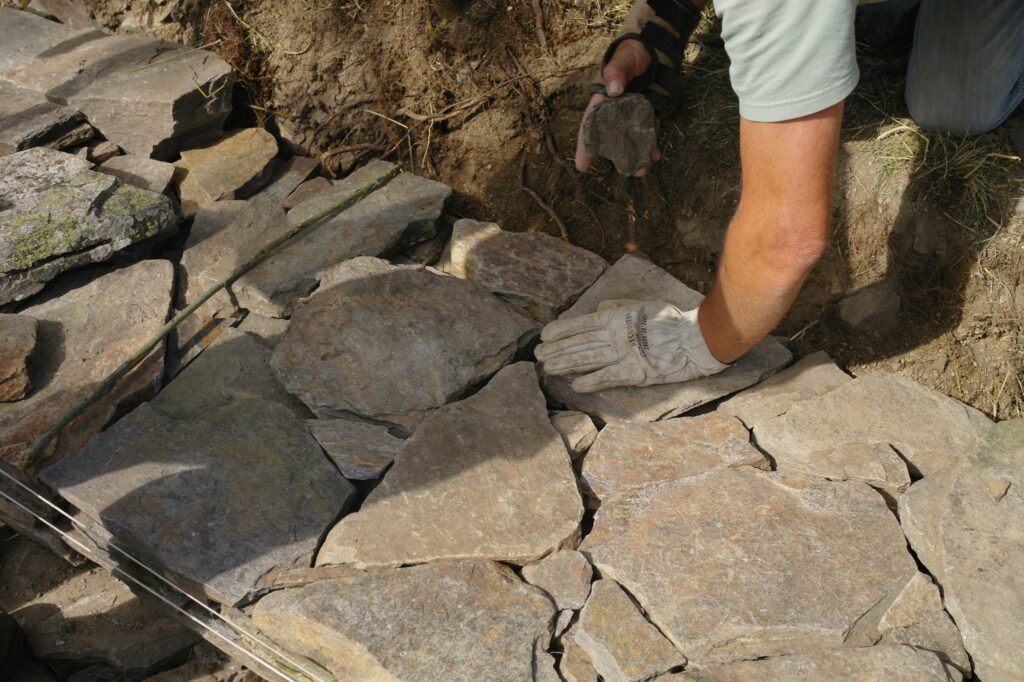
xmin=535 ymin=299 xmax=730 ymax=393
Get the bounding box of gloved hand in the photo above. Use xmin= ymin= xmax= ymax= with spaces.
xmin=535 ymin=299 xmax=729 ymax=393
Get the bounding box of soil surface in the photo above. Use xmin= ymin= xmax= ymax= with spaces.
xmin=78 ymin=0 xmax=1024 ymax=419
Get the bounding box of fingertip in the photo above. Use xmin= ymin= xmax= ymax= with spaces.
xmin=651 ymin=148 xmax=662 ymax=162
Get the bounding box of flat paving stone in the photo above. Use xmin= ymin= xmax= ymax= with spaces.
xmin=581 ymin=469 xmax=918 ymax=666
xmin=900 ymin=419 xmax=1024 ymax=682
xmin=581 ymin=413 xmax=768 ymax=503
xmin=574 ymin=579 xmax=686 ymax=682
xmin=774 ymin=442 xmax=911 ymax=499
xmin=674 ymin=645 xmax=957 ymax=681
xmin=252 ymin=560 xmax=555 ymax=682
xmin=0 ymin=7 xmax=88 ymax=72
xmin=0 ymin=81 xmax=85 ymax=155
xmin=0 ymin=535 xmax=198 ymax=675
xmin=0 ymin=147 xmax=177 ymax=305
xmin=250 ymin=155 xmax=319 ymax=207
xmin=754 ymin=371 xmax=992 ymax=478
xmin=0 ymin=313 xmax=37 ymax=401
xmin=1 ymin=26 xmax=233 ymax=158
xmin=0 ymin=260 xmax=172 ymax=472
xmin=175 ymin=128 xmax=279 ymax=216
xmin=442 ymin=218 xmax=608 ymax=322
xmin=272 ymin=257 xmax=538 ymax=425
xmin=717 ymin=350 xmax=851 ymax=427
xmin=316 ymin=363 xmax=583 ymax=568
xmin=41 ymin=329 xmax=354 ymax=606
xmin=542 ymin=255 xmax=791 ymax=423
xmin=237 ymin=161 xmax=452 ymax=317
xmin=305 ymin=418 xmax=401 ymax=480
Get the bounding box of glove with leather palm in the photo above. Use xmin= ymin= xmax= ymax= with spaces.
xmin=535 ymin=299 xmax=729 ymax=393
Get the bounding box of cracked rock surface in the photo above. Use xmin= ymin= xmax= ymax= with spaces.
xmin=253 ymin=560 xmax=555 ymax=682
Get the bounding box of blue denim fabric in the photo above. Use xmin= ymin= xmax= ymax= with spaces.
xmin=904 ymin=0 xmax=1024 ymax=134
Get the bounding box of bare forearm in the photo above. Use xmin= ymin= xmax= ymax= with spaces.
xmin=698 ymin=103 xmax=843 ymax=363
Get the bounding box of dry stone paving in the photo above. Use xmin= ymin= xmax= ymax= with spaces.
xmin=252 ymin=560 xmax=556 ymax=682
xmin=271 ymin=257 xmax=538 ymax=426
xmin=441 ymin=218 xmax=608 ymax=322
xmin=581 ymin=413 xmax=769 ymax=503
xmin=899 ymin=419 xmax=1024 ymax=681
xmin=754 ymin=370 xmax=992 ymax=477
xmin=0 ymin=9 xmax=1013 ymax=677
xmin=543 ymin=255 xmax=792 ymax=422
xmin=41 ymin=329 xmax=355 ymax=606
xmin=316 ymin=362 xmax=583 ymax=568
xmin=236 ymin=160 xmax=452 ymax=317
xmin=581 ymin=469 xmax=919 ymax=665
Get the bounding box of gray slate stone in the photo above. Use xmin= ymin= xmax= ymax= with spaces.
xmin=522 ymin=550 xmax=593 ymax=611
xmin=0 ymin=7 xmax=87 ymax=72
xmin=0 ymin=260 xmax=172 ymax=471
xmin=177 ymin=200 xmax=288 ymax=338
xmin=252 ymin=560 xmax=556 ymax=682
xmin=550 ymin=410 xmax=598 ymax=461
xmin=582 ymin=413 xmax=769 ymax=503
xmin=878 ymin=572 xmax=971 ymax=675
xmin=717 ymin=350 xmax=851 ymax=427
xmin=0 ymin=147 xmax=176 ymax=305
xmin=0 ymin=535 xmax=198 ymax=675
xmin=0 ymin=81 xmax=85 ymax=155
xmin=583 ymin=94 xmax=658 ymax=176
xmin=676 ymin=645 xmax=958 ymax=681
xmin=0 ymin=313 xmax=37 ymax=401
xmin=543 ymin=255 xmax=791 ymax=422
xmin=272 ymin=257 xmax=538 ymax=424
xmin=574 ymin=579 xmax=687 ymax=682
xmin=899 ymin=419 xmax=1024 ymax=681
xmin=582 ymin=469 xmax=918 ymax=665
xmin=753 ymin=371 xmax=991 ymax=478
xmin=98 ymin=155 xmax=176 ymax=195
xmin=306 ymin=418 xmax=401 ymax=480
xmin=1 ymin=29 xmax=233 ymax=158
xmin=316 ymin=363 xmax=583 ymax=568
xmin=41 ymin=329 xmax=354 ymax=606
xmin=442 ymin=219 xmax=608 ymax=322
xmin=236 ymin=161 xmax=452 ymax=317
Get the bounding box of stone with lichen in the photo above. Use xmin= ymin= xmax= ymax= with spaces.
xmin=0 ymin=147 xmax=176 ymax=305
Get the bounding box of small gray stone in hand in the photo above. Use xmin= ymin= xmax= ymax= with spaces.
xmin=583 ymin=94 xmax=657 ymax=176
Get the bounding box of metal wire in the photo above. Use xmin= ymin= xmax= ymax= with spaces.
xmin=0 ymin=467 xmax=327 ymax=682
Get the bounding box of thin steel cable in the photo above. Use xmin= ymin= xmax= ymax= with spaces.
xmin=0 ymin=468 xmax=326 ymax=681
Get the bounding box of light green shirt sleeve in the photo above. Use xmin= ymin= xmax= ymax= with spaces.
xmin=713 ymin=0 xmax=860 ymax=122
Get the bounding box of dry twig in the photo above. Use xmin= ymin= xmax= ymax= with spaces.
xmin=531 ymin=0 xmax=549 ymax=50
xmin=521 ymin=153 xmax=570 ymax=241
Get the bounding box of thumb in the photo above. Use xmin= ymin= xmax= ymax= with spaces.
xmin=602 ymin=39 xmax=652 ymax=97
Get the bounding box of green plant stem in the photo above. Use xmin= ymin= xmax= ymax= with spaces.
xmin=26 ymin=165 xmax=402 ymax=468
